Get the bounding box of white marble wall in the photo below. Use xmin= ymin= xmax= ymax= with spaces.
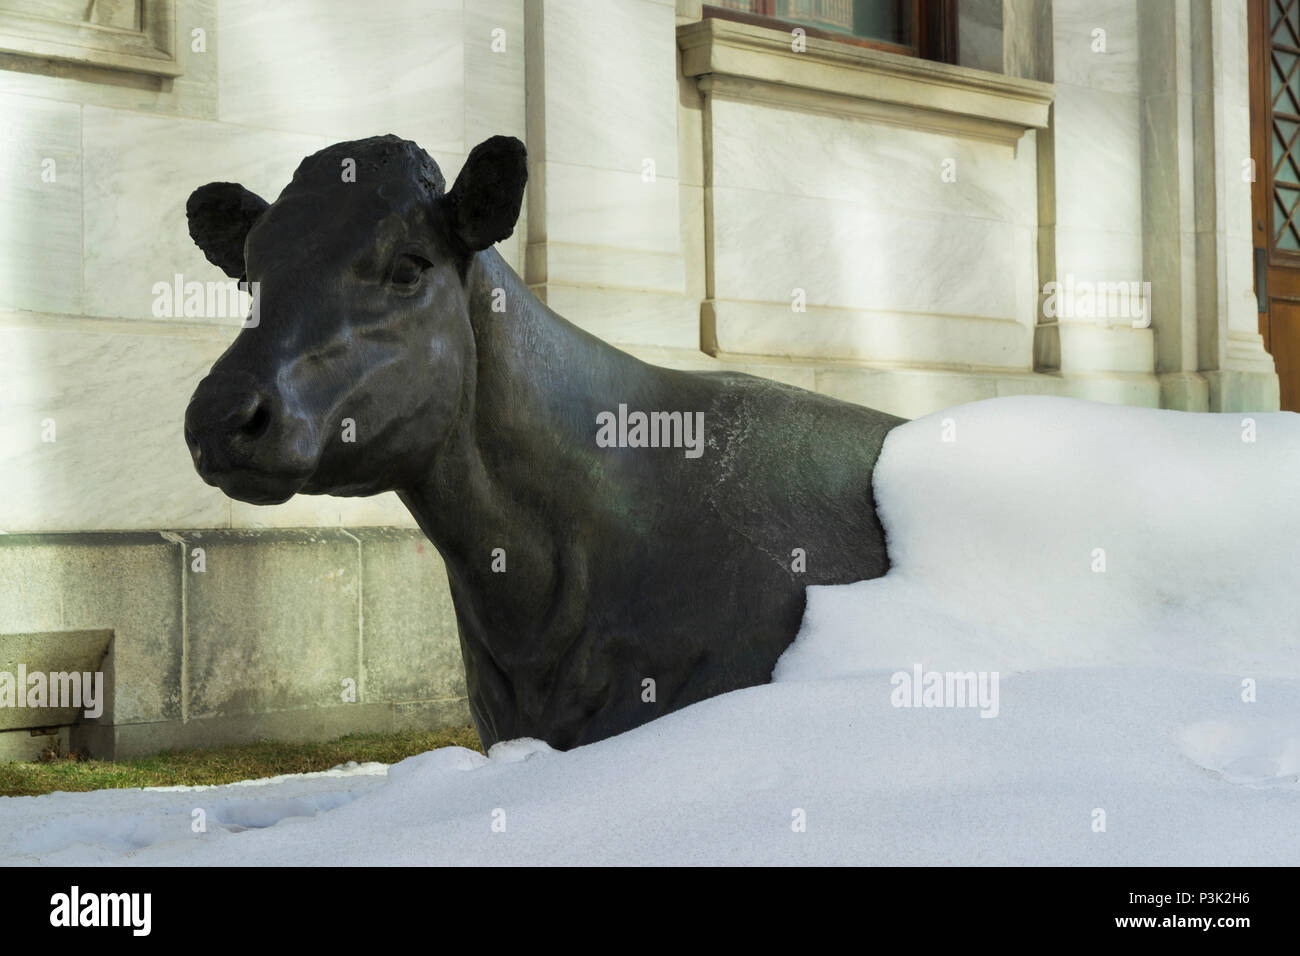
xmin=1 ymin=0 xmax=1275 ymax=534
xmin=0 ymin=0 xmax=524 ymax=532
xmin=702 ymin=94 xmax=1040 ymax=370
xmin=81 ymin=108 xmax=328 ymax=323
xmin=684 ymin=0 xmax=1268 ymax=406
xmin=524 ymin=0 xmax=697 ymax=349
xmin=1049 ymin=0 xmax=1142 ymax=256
xmin=0 ymin=92 xmax=82 ymax=316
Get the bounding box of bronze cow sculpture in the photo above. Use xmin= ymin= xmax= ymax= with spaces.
xmin=183 ymin=135 xmax=903 ymax=750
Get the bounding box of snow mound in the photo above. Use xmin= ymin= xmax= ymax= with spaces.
xmin=147 ymin=760 xmax=388 ymax=792
xmin=3 ymin=669 xmax=1300 ymax=865
xmin=2 ymin=396 xmax=1298 ymax=865
xmin=487 ymin=739 xmax=555 ymax=764
xmin=1 ymin=766 xmax=388 ymax=864
xmin=778 ymin=396 xmax=1300 ymax=681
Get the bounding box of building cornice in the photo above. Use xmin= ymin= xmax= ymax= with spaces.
xmin=677 ymin=17 xmax=1054 ymax=147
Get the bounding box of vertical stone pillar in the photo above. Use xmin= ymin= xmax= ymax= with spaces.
xmin=1192 ymin=0 xmax=1279 ymax=410
xmin=1139 ymin=0 xmax=1207 ymax=409
xmin=1038 ymin=0 xmax=1156 ymax=393
xmin=1020 ymin=0 xmax=1062 ymax=372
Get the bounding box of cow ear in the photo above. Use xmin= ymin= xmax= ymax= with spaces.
xmin=445 ymin=136 xmax=527 ymax=252
xmin=186 ymin=182 xmax=269 ymax=278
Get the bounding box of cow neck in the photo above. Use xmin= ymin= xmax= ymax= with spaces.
xmin=401 ymin=247 xmax=660 ymax=586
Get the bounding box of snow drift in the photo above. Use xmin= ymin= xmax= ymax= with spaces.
xmin=781 ymin=395 xmax=1300 ymax=680
xmin=1 ymin=396 xmax=1298 ymax=865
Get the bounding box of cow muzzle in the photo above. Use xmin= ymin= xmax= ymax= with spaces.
xmin=184 ymin=370 xmax=317 ymax=505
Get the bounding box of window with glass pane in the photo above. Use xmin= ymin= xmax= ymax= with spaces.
xmin=709 ymin=0 xmax=913 ymax=47
xmin=1271 ymin=0 xmax=1300 ymax=252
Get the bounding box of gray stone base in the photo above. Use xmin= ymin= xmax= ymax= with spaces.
xmin=1205 ymin=369 xmax=1282 ymax=413
xmin=0 ymin=726 xmax=69 ymax=762
xmin=1158 ymin=371 xmax=1211 ymax=412
xmin=0 ymin=528 xmax=471 ymax=760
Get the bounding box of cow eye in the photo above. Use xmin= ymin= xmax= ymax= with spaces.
xmin=390 ymin=254 xmax=430 ymax=288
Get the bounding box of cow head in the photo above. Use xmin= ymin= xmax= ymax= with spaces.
xmin=182 ymin=134 xmax=527 ymax=505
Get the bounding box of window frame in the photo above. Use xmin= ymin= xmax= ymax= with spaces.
xmin=702 ymin=1 xmax=958 ymax=63
xmin=0 ymin=0 xmax=181 ymax=78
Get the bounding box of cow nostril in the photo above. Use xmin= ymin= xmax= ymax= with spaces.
xmin=238 ymin=401 xmax=272 ymax=440
xmin=217 ymin=388 xmax=272 ymax=441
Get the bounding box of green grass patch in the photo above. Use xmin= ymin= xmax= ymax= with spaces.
xmin=0 ymin=726 xmax=483 ymax=798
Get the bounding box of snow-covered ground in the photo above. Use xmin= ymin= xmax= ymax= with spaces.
xmin=2 ymin=396 xmax=1297 ymax=865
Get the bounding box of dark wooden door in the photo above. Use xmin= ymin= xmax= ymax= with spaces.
xmin=1250 ymin=0 xmax=1300 ymax=410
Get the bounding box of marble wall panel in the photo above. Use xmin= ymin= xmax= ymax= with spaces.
xmin=534 ymin=0 xmax=679 ymax=179
xmin=217 ymin=0 xmax=464 ymax=154
xmin=710 ymin=185 xmax=1021 ymax=319
xmin=710 ymin=300 xmax=1032 ymax=368
xmin=1052 ymin=0 xmax=1139 ymax=96
xmin=1051 ymin=82 xmax=1141 ymax=234
xmin=709 ymin=98 xmax=1039 ymax=228
xmin=465 ymin=0 xmax=527 ymax=148
xmin=0 ymin=93 xmax=82 ymax=315
xmin=81 ymin=107 xmax=327 ymax=323
xmin=0 ymin=316 xmax=233 ymax=531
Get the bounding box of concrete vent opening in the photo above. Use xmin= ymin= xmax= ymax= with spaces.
xmin=0 ymin=629 xmax=113 ymax=761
